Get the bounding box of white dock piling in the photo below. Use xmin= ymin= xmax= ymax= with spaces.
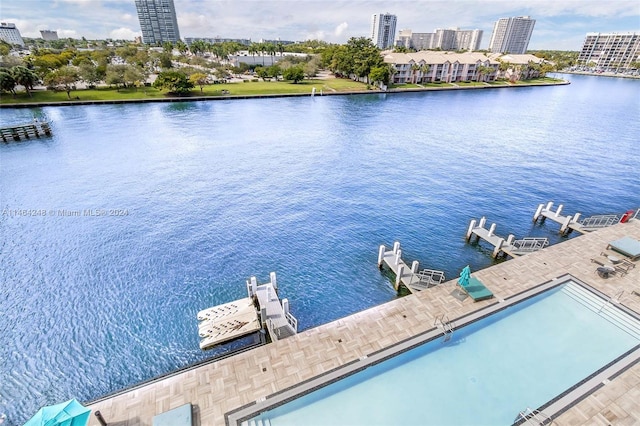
xmin=393 ymin=241 xmax=400 ymax=254
xmin=466 ymin=219 xmax=477 ymax=240
xmin=270 ymin=271 xmax=277 ymax=291
xmin=488 ymin=223 xmax=496 ymax=237
xmin=396 ymin=264 xmax=405 ymax=289
xmin=395 ymin=249 xmax=402 ymax=266
xmin=411 ymin=260 xmax=419 ymax=273
xmin=378 ymin=245 xmax=386 ymax=267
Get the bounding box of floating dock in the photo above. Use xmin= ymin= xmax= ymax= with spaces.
xmin=466 ymin=217 xmax=548 ymax=258
xmin=532 ymin=202 xmax=638 ymax=235
xmin=378 ymin=242 xmax=445 ymax=293
xmin=198 ymin=272 xmax=297 ymax=350
xmin=0 ymin=121 xmax=52 ymax=142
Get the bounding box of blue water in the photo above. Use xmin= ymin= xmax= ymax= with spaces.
xmin=251 ymin=282 xmax=640 ymax=425
xmin=0 ymin=74 xmax=638 ymax=424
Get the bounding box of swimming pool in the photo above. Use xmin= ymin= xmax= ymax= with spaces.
xmin=231 ymin=277 xmax=640 ymax=425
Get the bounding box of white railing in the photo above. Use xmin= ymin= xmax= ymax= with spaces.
xmin=416 ymin=269 xmax=445 ymax=287
xmin=580 ymin=214 xmax=620 ymax=229
xmin=285 ymin=312 xmax=298 ymax=333
xmin=515 ymin=407 xmax=552 ymax=425
xmin=511 ymin=238 xmax=549 ymax=252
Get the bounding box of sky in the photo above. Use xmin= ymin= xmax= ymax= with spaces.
xmin=1 ymin=0 xmax=639 ymax=50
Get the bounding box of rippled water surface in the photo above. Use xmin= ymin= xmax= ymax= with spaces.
xmin=1 ymin=74 xmax=639 ymax=424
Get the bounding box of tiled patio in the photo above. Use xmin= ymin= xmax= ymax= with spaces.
xmin=86 ymin=220 xmax=640 ymax=425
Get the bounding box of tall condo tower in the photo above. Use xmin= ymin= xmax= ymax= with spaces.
xmin=488 ymin=16 xmax=535 ymax=54
xmin=371 ymin=13 xmax=397 ymax=49
xmin=135 ymin=0 xmax=181 ymax=44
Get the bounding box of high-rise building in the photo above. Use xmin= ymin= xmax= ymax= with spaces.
xmin=40 ymin=30 xmax=59 ymax=41
xmin=394 ymin=28 xmax=482 ymax=51
xmin=135 ymin=0 xmax=181 ymax=45
xmin=578 ymin=32 xmax=640 ymax=70
xmin=488 ymin=16 xmax=535 ymax=54
xmin=371 ymin=13 xmax=397 ymax=49
xmin=0 ymin=22 xmax=25 ymax=47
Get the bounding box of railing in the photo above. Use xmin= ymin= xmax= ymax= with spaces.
xmin=515 ymin=407 xmax=552 ymax=425
xmin=285 ymin=312 xmax=298 ymax=333
xmin=511 ymin=237 xmax=549 ymax=252
xmin=434 ymin=315 xmax=454 ymax=342
xmin=579 ymin=214 xmax=621 ymax=229
xmin=416 ymin=269 xmax=445 ymax=287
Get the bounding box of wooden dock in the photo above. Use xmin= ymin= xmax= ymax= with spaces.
xmin=0 ymin=121 xmax=52 ymax=142
xmin=466 ymin=217 xmax=548 ymax=258
xmin=377 ymin=242 xmax=445 ymax=293
xmin=532 ymin=202 xmax=637 ymax=235
xmin=197 ymin=272 xmax=297 ymax=350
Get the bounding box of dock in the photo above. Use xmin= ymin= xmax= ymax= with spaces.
xmin=0 ymin=121 xmax=52 ymax=142
xmin=197 ymin=272 xmax=297 ymax=350
xmin=466 ymin=217 xmax=548 ymax=258
xmin=532 ymin=202 xmax=638 ymax=235
xmin=377 ymin=242 xmax=445 ymax=293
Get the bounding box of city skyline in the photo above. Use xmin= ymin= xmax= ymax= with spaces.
xmin=1 ymin=0 xmax=639 ymax=50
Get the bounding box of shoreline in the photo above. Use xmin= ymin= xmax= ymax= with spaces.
xmin=0 ymin=80 xmax=570 ymax=109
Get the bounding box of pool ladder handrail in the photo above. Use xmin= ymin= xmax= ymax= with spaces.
xmin=434 ymin=314 xmax=454 ymax=342
xmin=515 ymin=407 xmax=553 ymax=425
xmin=598 ymin=289 xmax=625 ymax=313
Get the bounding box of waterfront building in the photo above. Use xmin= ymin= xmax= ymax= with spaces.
xmin=135 ymin=0 xmax=181 ymax=44
xmin=185 ymin=37 xmax=251 ymax=46
xmin=487 ymin=52 xmax=546 ymax=80
xmin=371 ymin=13 xmax=397 ymax=49
xmin=384 ymin=51 xmax=499 ymax=83
xmin=395 ymin=28 xmax=482 ymax=51
xmin=488 ymin=16 xmax=535 ymax=54
xmin=39 ymin=30 xmax=59 ymax=41
xmin=0 ymin=22 xmax=25 ymax=47
xmin=578 ymin=32 xmax=640 ymax=70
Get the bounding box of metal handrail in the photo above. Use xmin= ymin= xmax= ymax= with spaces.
xmin=580 ymin=214 xmax=620 ymax=228
xmin=285 ymin=312 xmax=298 ymax=333
xmin=516 ymin=407 xmax=552 ymax=425
xmin=512 ymin=237 xmax=549 ymax=252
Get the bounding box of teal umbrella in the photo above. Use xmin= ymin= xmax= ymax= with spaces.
xmin=458 ymin=265 xmax=471 ymax=287
xmin=23 ymin=399 xmax=90 ymax=426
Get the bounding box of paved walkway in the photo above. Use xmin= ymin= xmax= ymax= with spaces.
xmin=86 ymin=220 xmax=640 ymax=425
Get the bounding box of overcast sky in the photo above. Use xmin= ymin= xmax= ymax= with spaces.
xmin=2 ymin=0 xmax=639 ymax=50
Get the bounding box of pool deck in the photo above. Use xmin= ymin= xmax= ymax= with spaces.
xmin=86 ymin=220 xmax=640 ymax=425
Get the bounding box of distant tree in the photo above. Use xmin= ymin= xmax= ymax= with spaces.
xmin=105 ymin=64 xmax=126 ymax=90
xmin=0 ymin=68 xmax=17 ymax=96
xmin=12 ymin=66 xmax=39 ymax=97
xmin=153 ymin=70 xmax=194 ymax=94
xmin=123 ymin=65 xmax=145 ymax=90
xmin=419 ymin=64 xmax=430 ymax=83
xmin=189 ymin=72 xmax=208 ymax=92
xmin=267 ymin=64 xmax=281 ymax=81
xmin=162 ymin=41 xmax=174 ymax=53
xmin=254 ymin=66 xmax=269 ymax=81
xmin=158 ymin=52 xmax=173 ymax=69
xmin=0 ymin=40 xmax=12 ymax=56
xmin=369 ymin=65 xmax=390 ymax=86
xmin=282 ymin=65 xmax=305 ymax=83
xmin=394 ymin=45 xmax=409 ymax=53
xmin=190 ymin=40 xmax=206 ymax=56
xmin=176 ymin=40 xmax=188 ymax=55
xmin=79 ymin=62 xmax=102 ymax=87
xmin=44 ymin=65 xmax=80 ymax=99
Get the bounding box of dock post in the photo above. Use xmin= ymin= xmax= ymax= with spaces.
xmin=506 ymin=234 xmax=515 ymax=246
xmin=488 ymin=223 xmax=496 ymax=237
xmin=556 ymin=204 xmax=563 ymax=217
xmin=560 ymin=216 xmax=572 ymax=235
xmin=466 ymin=219 xmax=476 ymax=241
xmin=378 ymin=245 xmax=386 ymax=268
xmin=572 ymin=212 xmax=581 ymax=223
xmin=396 ymin=264 xmax=404 ymax=290
xmin=411 ymin=260 xmax=419 ymax=273
xmin=493 ymin=238 xmax=504 ymax=258
xmin=533 ymin=203 xmax=544 ymax=222
xmin=394 ymin=249 xmax=402 ymax=266
xmin=478 ymin=216 xmax=487 ymax=228
xmin=282 ymin=298 xmax=289 ymax=315
xmin=270 ymin=272 xmax=278 ymax=292
xmin=249 ymin=276 xmax=258 ymax=298
xmin=393 ymin=241 xmax=400 ymax=254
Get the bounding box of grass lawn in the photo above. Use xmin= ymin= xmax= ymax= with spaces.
xmin=1 ymin=78 xmax=371 ymax=105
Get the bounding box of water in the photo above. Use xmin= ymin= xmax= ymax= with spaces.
xmin=251 ymin=282 xmax=640 ymax=425
xmin=0 ymin=74 xmax=638 ymax=424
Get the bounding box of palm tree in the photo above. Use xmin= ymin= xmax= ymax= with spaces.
xmin=420 ymin=64 xmax=430 ymax=83
xmin=0 ymin=68 xmax=17 ymax=97
xmin=12 ymin=66 xmax=39 ymax=97
xmin=410 ymin=63 xmax=419 ymax=84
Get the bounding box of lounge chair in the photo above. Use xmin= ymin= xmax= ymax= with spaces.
xmin=458 ymin=276 xmax=494 ymax=301
xmin=607 ymin=236 xmax=640 ymax=261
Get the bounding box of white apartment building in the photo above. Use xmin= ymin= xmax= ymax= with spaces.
xmin=488 ymin=16 xmax=535 ymax=54
xmin=384 ymin=51 xmax=499 ymax=83
xmin=135 ymin=0 xmax=181 ymax=44
xmin=40 ymin=30 xmax=59 ymax=41
xmin=578 ymin=32 xmax=640 ymax=70
xmin=395 ymin=28 xmax=482 ymax=51
xmin=371 ymin=13 xmax=397 ymax=49
xmin=0 ymin=22 xmax=25 ymax=47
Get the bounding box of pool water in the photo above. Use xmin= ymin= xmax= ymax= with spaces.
xmin=250 ymin=282 xmax=640 ymax=425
